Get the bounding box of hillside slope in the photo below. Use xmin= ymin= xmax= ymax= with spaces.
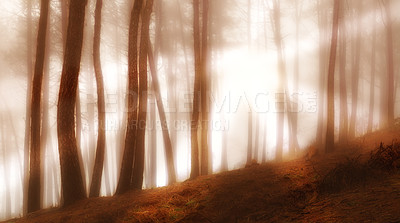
xmin=7 ymin=125 xmax=400 ymax=223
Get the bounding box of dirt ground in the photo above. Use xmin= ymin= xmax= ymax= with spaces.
xmin=5 ymin=125 xmax=400 ymax=223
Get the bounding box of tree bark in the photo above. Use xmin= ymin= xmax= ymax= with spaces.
xmin=132 ymin=0 xmax=154 ymax=190
xmin=57 ymin=0 xmax=88 ymax=206
xmin=338 ymin=0 xmax=348 ymax=144
xmin=190 ymin=0 xmax=201 ymax=179
xmin=384 ymin=0 xmax=394 ymax=124
xmin=148 ymin=37 xmax=177 ymax=185
xmin=89 ymin=0 xmax=106 ymax=198
xmin=348 ymin=1 xmax=362 ymax=139
xmin=28 ymin=0 xmax=50 ymax=213
xmin=115 ymin=0 xmax=143 ymax=195
xmin=325 ymin=0 xmax=340 ymax=153
xmin=200 ymin=0 xmax=210 ymax=175
xmin=23 ymin=0 xmax=33 ymax=215
xmin=367 ymin=5 xmax=377 ymax=133
xmin=316 ymin=0 xmax=328 ymax=152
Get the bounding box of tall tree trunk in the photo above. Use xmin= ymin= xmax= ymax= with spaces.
xmin=148 ymin=37 xmax=177 ymax=185
xmin=57 ymin=0 xmax=88 ymax=206
xmin=270 ymin=0 xmax=285 ymax=161
xmin=289 ymin=0 xmax=301 ymax=156
xmin=115 ymin=0 xmax=143 ymax=195
xmin=89 ymin=0 xmax=106 ymax=198
xmin=325 ymin=0 xmax=340 ymax=153
xmin=384 ymin=0 xmax=394 ymax=124
xmin=23 ymin=0 xmax=33 ymax=215
xmin=367 ymin=6 xmax=377 ymax=133
xmin=246 ymin=0 xmax=253 ymax=165
xmin=200 ymin=0 xmax=210 ymax=176
xmin=190 ymin=0 xmax=201 ymax=179
xmin=1 ymin=115 xmax=11 ymax=219
xmin=348 ymin=1 xmax=362 ymax=138
xmin=261 ymin=119 xmax=267 ymax=163
xmin=338 ymin=0 xmax=348 ymax=144
xmin=254 ymin=114 xmax=260 ymax=162
xmin=41 ymin=18 xmax=51 ymax=206
xmin=28 ymin=0 xmax=50 ymax=213
xmin=246 ymin=112 xmax=253 ymax=164
xmin=316 ymin=0 xmax=328 ymax=152
xmin=132 ymin=0 xmax=154 ymax=190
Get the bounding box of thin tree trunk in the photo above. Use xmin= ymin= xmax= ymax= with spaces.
xmin=384 ymin=0 xmax=394 ymax=124
xmin=190 ymin=0 xmax=201 ymax=179
xmin=348 ymin=1 xmax=362 ymax=138
xmin=200 ymin=0 xmax=210 ymax=176
xmin=89 ymin=0 xmax=106 ymax=198
xmin=57 ymin=0 xmax=88 ymax=206
xmin=28 ymin=0 xmax=50 ymax=213
xmin=367 ymin=6 xmax=377 ymax=133
xmin=270 ymin=0 xmax=285 ymax=161
xmin=338 ymin=0 xmax=348 ymax=144
xmin=1 ymin=115 xmax=11 ymax=219
xmin=325 ymin=0 xmax=340 ymax=153
xmin=246 ymin=0 xmax=253 ymax=165
xmin=115 ymin=0 xmax=143 ymax=195
xmin=246 ymin=112 xmax=253 ymax=164
xmin=316 ymin=0 xmax=328 ymax=152
xmin=132 ymin=0 xmax=154 ymax=190
xmin=23 ymin=0 xmax=33 ymax=215
xmin=148 ymin=37 xmax=177 ymax=185
xmin=254 ymin=114 xmax=260 ymax=162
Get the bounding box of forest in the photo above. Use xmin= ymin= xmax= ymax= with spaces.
xmin=0 ymin=0 xmax=400 ymax=222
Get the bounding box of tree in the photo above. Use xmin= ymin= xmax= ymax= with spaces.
xmin=190 ymin=0 xmax=201 ymax=179
xmin=131 ymin=0 xmax=154 ymax=190
xmin=23 ymin=0 xmax=33 ymax=215
xmin=315 ymin=0 xmax=329 ymax=152
xmin=57 ymin=0 xmax=88 ymax=206
xmin=89 ymin=0 xmax=106 ymax=198
xmin=325 ymin=0 xmax=340 ymax=153
xmin=148 ymin=37 xmax=177 ymax=185
xmin=338 ymin=0 xmax=348 ymax=144
xmin=270 ymin=0 xmax=286 ymax=161
xmin=367 ymin=3 xmax=377 ymax=133
xmin=348 ymin=0 xmax=362 ymax=139
xmin=28 ymin=0 xmax=50 ymax=213
xmin=200 ymin=0 xmax=210 ymax=175
xmin=115 ymin=0 xmax=143 ymax=195
xmin=384 ymin=0 xmax=394 ymax=125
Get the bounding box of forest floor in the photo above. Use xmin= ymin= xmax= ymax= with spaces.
xmin=6 ymin=122 xmax=400 ymax=223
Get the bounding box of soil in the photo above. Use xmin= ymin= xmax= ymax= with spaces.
xmin=6 ymin=125 xmax=400 ymax=223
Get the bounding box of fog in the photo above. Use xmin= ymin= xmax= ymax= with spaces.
xmin=0 ymin=0 xmax=399 ymax=220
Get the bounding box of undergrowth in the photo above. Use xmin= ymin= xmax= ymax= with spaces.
xmin=318 ymin=142 xmax=400 ymax=193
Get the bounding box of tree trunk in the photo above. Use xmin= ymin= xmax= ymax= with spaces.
xmin=57 ymin=0 xmax=88 ymax=206
xmin=384 ymin=0 xmax=394 ymax=124
xmin=200 ymin=0 xmax=210 ymax=176
xmin=325 ymin=0 xmax=340 ymax=153
xmin=316 ymin=0 xmax=328 ymax=152
xmin=23 ymin=0 xmax=33 ymax=215
xmin=246 ymin=112 xmax=253 ymax=164
xmin=1 ymin=115 xmax=11 ymax=219
xmin=115 ymin=0 xmax=143 ymax=195
xmin=367 ymin=5 xmax=377 ymax=133
xmin=270 ymin=0 xmax=285 ymax=161
xmin=348 ymin=1 xmax=362 ymax=139
xmin=89 ymin=0 xmax=106 ymax=198
xmin=148 ymin=37 xmax=177 ymax=185
xmin=28 ymin=0 xmax=50 ymax=213
xmin=338 ymin=0 xmax=348 ymax=144
xmin=132 ymin=0 xmax=154 ymax=190
xmin=190 ymin=0 xmax=201 ymax=179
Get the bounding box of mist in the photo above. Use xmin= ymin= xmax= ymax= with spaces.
xmin=0 ymin=0 xmax=399 ymax=221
